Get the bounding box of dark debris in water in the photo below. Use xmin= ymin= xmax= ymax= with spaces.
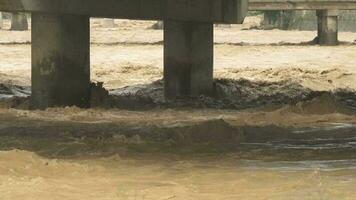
xmin=213 ymin=78 xmax=313 ymax=109
xmin=106 ymin=79 xmax=356 ymax=114
xmin=0 ymin=83 xmax=30 ymax=99
xmin=1 ymin=79 xmax=356 ymax=114
xmin=0 ymin=83 xmax=31 ymax=108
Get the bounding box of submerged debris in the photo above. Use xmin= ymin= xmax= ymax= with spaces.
xmin=0 ymin=83 xmax=30 ymax=99
xmin=90 ymin=82 xmax=109 ymax=107
xmin=1 ymin=80 xmax=356 ymax=114
xmin=107 ymin=79 xmax=356 ymax=113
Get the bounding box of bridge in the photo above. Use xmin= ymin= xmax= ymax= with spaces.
xmin=0 ymin=0 xmax=248 ymax=109
xmin=0 ymin=0 xmax=354 ymax=109
xmin=249 ymin=0 xmax=356 ymax=10
xmin=249 ymin=0 xmax=356 ymax=45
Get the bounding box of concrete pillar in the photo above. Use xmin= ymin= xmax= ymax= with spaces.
xmin=316 ymin=10 xmax=339 ymax=45
xmin=0 ymin=12 xmax=3 ymax=29
xmin=164 ymin=20 xmax=213 ymax=99
xmin=31 ymin=13 xmax=90 ymax=109
xmin=11 ymin=12 xmax=28 ymax=31
xmin=101 ymin=18 xmax=115 ymax=28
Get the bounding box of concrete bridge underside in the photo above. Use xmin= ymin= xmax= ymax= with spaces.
xmin=249 ymin=0 xmax=356 ymax=45
xmin=2 ymin=0 xmax=352 ymax=109
xmin=0 ymin=0 xmax=248 ymax=109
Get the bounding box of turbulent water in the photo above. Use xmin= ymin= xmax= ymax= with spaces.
xmin=1 ymin=17 xmax=356 ymax=199
xmin=1 ymin=79 xmax=356 ymax=199
xmin=0 ymin=119 xmax=356 ymax=200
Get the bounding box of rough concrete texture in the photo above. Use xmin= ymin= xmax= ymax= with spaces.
xmin=164 ymin=20 xmax=213 ymax=99
xmin=0 ymin=0 xmax=247 ymax=24
xmin=31 ymin=13 xmax=90 ymax=109
xmin=317 ymin=10 xmax=338 ymax=45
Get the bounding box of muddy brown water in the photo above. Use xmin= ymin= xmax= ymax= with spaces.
xmin=1 ymin=83 xmax=356 ymax=199
xmin=1 ymin=115 xmax=356 ymax=199
xmin=1 ymin=17 xmax=356 ymax=199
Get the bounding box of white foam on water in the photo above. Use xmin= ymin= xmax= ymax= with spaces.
xmin=239 ymin=159 xmax=356 ymax=172
xmin=293 ymin=123 xmax=356 ymax=133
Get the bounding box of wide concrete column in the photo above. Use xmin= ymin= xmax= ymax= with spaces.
xmin=316 ymin=10 xmax=339 ymax=45
xmin=31 ymin=13 xmax=90 ymax=109
xmin=164 ymin=20 xmax=213 ymax=99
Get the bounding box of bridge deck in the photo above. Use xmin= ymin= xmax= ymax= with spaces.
xmin=0 ymin=0 xmax=247 ymax=23
xmin=249 ymin=0 xmax=356 ymax=10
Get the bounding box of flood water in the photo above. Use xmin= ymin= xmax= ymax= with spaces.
xmin=1 ymin=123 xmax=356 ymax=200
xmin=1 ymin=16 xmax=356 ymax=199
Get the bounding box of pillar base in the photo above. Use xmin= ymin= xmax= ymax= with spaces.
xmin=164 ymin=20 xmax=213 ymax=99
xmin=31 ymin=13 xmax=90 ymax=109
xmin=316 ymin=10 xmax=339 ymax=45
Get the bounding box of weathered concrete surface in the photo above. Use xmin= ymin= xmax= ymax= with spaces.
xmin=31 ymin=13 xmax=90 ymax=109
xmin=249 ymin=0 xmax=356 ymax=10
xmin=10 ymin=12 xmax=28 ymax=31
xmin=0 ymin=0 xmax=247 ymax=24
xmin=317 ymin=10 xmax=338 ymax=45
xmin=164 ymin=20 xmax=213 ymax=99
